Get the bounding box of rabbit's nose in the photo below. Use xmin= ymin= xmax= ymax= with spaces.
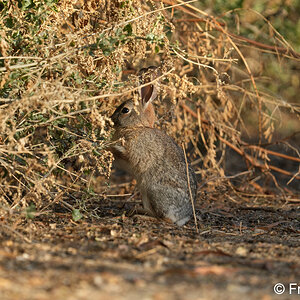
xmin=110 ymin=111 xmax=118 ymax=126
xmin=110 ymin=109 xmax=116 ymax=120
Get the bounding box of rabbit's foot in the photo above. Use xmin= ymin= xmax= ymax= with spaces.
xmin=128 ymin=207 xmax=177 ymax=225
xmin=127 ymin=205 xmax=154 ymax=217
xmin=132 ymin=214 xmax=160 ymax=223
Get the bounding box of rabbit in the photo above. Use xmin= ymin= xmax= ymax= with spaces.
xmin=110 ymin=67 xmax=197 ymax=226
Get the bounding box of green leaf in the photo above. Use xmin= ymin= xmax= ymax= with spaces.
xmin=72 ymin=209 xmax=83 ymax=221
xmin=146 ymin=33 xmax=155 ymax=40
xmin=115 ymin=27 xmax=123 ymax=36
xmin=123 ymin=23 xmax=132 ymax=35
xmin=21 ymin=0 xmax=34 ymax=10
xmin=4 ymin=17 xmax=15 ymax=28
xmin=26 ymin=203 xmax=36 ymax=219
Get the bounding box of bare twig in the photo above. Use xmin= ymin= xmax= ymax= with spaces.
xmin=182 ymin=143 xmax=198 ymax=232
xmin=180 ymin=103 xmax=300 ymax=181
xmin=0 ymin=224 xmax=32 ymax=243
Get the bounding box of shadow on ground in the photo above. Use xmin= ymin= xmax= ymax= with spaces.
xmin=0 ymin=195 xmax=299 ymax=300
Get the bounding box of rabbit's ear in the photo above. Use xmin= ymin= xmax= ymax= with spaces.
xmin=138 ymin=66 xmax=160 ymax=106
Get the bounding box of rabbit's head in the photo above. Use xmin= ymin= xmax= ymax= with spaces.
xmin=111 ymin=66 xmax=160 ymax=129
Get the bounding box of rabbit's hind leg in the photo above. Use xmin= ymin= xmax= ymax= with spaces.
xmin=141 ymin=190 xmax=156 ymax=215
xmin=126 ymin=190 xmax=156 ymax=218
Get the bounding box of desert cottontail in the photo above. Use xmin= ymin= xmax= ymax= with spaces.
xmin=110 ymin=67 xmax=197 ymax=226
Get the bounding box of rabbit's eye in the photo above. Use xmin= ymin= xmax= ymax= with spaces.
xmin=121 ymin=107 xmax=130 ymax=114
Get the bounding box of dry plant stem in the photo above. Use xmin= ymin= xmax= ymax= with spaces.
xmin=1 ymin=0 xmax=298 ymax=225
xmin=49 ymin=68 xmax=175 ymax=103
xmin=169 ymin=0 xmax=299 ymax=146
xmin=180 ymin=104 xmax=300 ymax=181
xmin=286 ymin=198 xmax=300 ymax=203
xmin=182 ymin=143 xmax=198 ymax=232
xmin=218 ymin=134 xmax=300 ymax=181
xmin=250 ymin=181 xmax=264 ymax=193
xmin=0 ymin=0 xmax=198 ymax=70
xmin=196 ymin=107 xmax=209 ymax=155
xmin=173 ymin=19 xmax=300 ymax=59
xmin=223 ymin=85 xmax=300 ymax=113
xmin=159 ymin=0 xmax=202 ymax=19
xmin=213 ymin=23 xmax=263 ymax=145
xmin=0 ymin=224 xmax=31 ymax=243
xmin=197 ymin=170 xmax=253 ymax=190
xmin=227 ymin=31 xmax=300 ymax=59
xmin=161 ymin=0 xmax=300 ymax=59
xmin=244 ymin=145 xmax=300 ymax=163
xmin=172 ymin=48 xmax=218 ymax=74
xmin=232 ymin=8 xmax=298 ymax=55
xmin=105 ymin=193 xmax=132 ymax=197
xmin=180 ymin=0 xmax=299 ymax=145
xmin=115 ymin=0 xmax=198 ymax=31
xmin=174 ymin=47 xmax=238 ymax=62
xmin=287 ymin=169 xmax=300 ymax=186
xmin=135 ymin=248 xmax=159 ymax=259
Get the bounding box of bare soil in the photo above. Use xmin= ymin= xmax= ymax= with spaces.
xmin=1 ymin=185 xmax=299 ymax=300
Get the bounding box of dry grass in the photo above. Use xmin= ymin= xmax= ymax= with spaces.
xmin=0 ymin=0 xmax=299 ymax=225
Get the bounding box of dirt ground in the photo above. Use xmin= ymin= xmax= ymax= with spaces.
xmin=1 ymin=182 xmax=299 ymax=300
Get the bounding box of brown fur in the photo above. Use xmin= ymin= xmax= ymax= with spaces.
xmin=110 ymin=67 xmax=197 ymax=226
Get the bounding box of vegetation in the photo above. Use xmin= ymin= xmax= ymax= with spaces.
xmin=0 ymin=1 xmax=299 ymax=298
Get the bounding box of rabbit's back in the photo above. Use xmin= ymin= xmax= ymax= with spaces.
xmin=121 ymin=127 xmax=197 ymax=224
xmin=124 ymin=128 xmax=190 ymax=175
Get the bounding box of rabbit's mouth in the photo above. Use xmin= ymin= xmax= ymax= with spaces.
xmin=110 ymin=113 xmax=118 ymax=127
xmin=110 ymin=108 xmax=123 ymax=127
